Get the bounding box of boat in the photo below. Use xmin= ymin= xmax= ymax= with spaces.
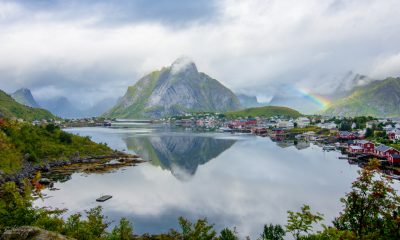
xmin=96 ymin=195 xmax=112 ymax=202
xmin=218 ymin=127 xmax=233 ymax=132
xmin=322 ymin=145 xmax=336 ymax=151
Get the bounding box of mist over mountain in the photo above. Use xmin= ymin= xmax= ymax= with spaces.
xmin=236 ymin=94 xmax=264 ymax=108
xmin=104 ymin=58 xmax=241 ymax=119
xmin=39 ymin=97 xmax=116 ymax=119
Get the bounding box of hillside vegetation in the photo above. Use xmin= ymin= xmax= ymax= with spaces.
xmin=0 ymin=90 xmax=56 ymax=121
xmin=225 ymin=105 xmax=302 ymax=118
xmin=324 ymin=77 xmax=400 ymax=117
xmin=0 ymin=119 xmax=113 ymax=173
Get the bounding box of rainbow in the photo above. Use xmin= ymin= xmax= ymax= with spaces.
xmin=297 ymin=87 xmax=332 ymax=109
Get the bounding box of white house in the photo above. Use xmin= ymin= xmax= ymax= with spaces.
xmin=295 ymin=117 xmax=311 ymax=128
xmin=277 ymin=120 xmax=294 ymax=129
xmin=317 ymin=122 xmax=337 ymax=130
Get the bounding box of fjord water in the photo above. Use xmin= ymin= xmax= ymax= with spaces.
xmin=35 ymin=126 xmax=361 ymax=238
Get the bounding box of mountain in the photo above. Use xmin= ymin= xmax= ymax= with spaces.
xmin=103 ymin=58 xmax=241 ymax=119
xmin=39 ymin=97 xmax=78 ymax=119
xmin=11 ymin=88 xmax=40 ymax=108
xmin=0 ymin=90 xmax=55 ymax=121
xmin=323 ymin=77 xmax=400 ymax=117
xmin=39 ymin=96 xmax=116 ymax=119
xmin=225 ymin=106 xmax=302 ymax=118
xmin=236 ymin=93 xmax=262 ymax=108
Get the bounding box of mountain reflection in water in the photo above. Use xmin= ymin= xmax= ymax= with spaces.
xmin=34 ymin=126 xmax=370 ymax=238
xmin=123 ymin=134 xmax=236 ymax=180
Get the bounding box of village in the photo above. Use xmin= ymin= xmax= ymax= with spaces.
xmin=170 ymin=113 xmax=400 ymax=170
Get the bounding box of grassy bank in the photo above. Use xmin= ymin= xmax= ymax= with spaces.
xmin=0 ymin=119 xmax=113 ymax=174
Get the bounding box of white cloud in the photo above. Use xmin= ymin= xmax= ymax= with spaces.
xmin=369 ymin=52 xmax=400 ymax=79
xmin=0 ymin=0 xmax=400 ymax=105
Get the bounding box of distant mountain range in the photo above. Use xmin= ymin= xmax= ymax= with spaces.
xmin=236 ymin=94 xmax=263 ymax=108
xmin=323 ymin=77 xmax=400 ymax=117
xmin=103 ymin=58 xmax=241 ymax=119
xmin=10 ymin=88 xmax=115 ymax=119
xmin=0 ymin=90 xmax=55 ymax=121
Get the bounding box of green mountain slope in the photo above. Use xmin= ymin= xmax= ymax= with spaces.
xmin=324 ymin=77 xmax=400 ymax=117
xmin=0 ymin=90 xmax=56 ymax=121
xmin=225 ymin=105 xmax=302 ymax=118
xmin=103 ymin=58 xmax=241 ymax=119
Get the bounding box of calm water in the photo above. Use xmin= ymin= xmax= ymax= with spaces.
xmin=35 ymin=125 xmax=363 ymax=238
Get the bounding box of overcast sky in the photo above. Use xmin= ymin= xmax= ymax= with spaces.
xmin=0 ymin=0 xmax=400 ymax=105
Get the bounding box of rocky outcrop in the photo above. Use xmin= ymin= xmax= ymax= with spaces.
xmin=2 ymin=226 xmax=74 ymax=240
xmin=103 ymin=57 xmax=241 ymax=119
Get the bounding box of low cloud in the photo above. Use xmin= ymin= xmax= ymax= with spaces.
xmin=0 ymin=0 xmax=400 ymax=106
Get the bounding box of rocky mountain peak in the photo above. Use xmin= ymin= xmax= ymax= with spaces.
xmin=170 ymin=57 xmax=197 ymax=75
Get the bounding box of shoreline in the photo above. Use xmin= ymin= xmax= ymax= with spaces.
xmin=0 ymin=151 xmax=146 ymax=189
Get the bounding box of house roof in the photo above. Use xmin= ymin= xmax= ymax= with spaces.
xmin=350 ymin=146 xmax=363 ymax=150
xmin=339 ymin=131 xmax=354 ymax=136
xmin=356 ymin=140 xmax=370 ymax=144
xmin=375 ymin=145 xmax=392 ymax=152
xmin=391 ymin=154 xmax=400 ymax=159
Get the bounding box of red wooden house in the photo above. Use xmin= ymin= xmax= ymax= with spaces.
xmin=348 ymin=145 xmax=363 ymax=153
xmin=373 ymin=145 xmax=400 ymax=159
xmin=388 ymin=154 xmax=400 ymax=165
xmin=272 ymin=128 xmax=285 ymax=135
xmin=354 ymin=140 xmax=375 ymax=153
xmin=388 ymin=132 xmax=396 ymax=140
xmin=337 ymin=131 xmax=358 ymax=140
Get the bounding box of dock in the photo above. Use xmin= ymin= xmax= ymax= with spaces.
xmin=96 ymin=195 xmax=112 ymax=202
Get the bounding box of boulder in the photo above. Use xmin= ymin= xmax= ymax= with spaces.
xmin=2 ymin=226 xmax=74 ymax=240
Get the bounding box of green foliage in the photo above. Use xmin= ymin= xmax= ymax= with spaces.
xmin=365 ymin=128 xmax=374 ymax=138
xmin=63 ymin=206 xmax=109 ymax=240
xmin=178 ymin=217 xmax=217 ymax=240
xmin=0 ymin=119 xmax=114 ymax=173
xmin=0 ymin=90 xmax=56 ymax=121
xmin=225 ymin=106 xmax=302 ymax=119
xmin=333 ymin=159 xmax=400 ymax=239
xmin=339 ymin=121 xmax=352 ymax=131
xmin=218 ymin=228 xmax=238 ymax=240
xmin=0 ymin=180 xmax=65 ymax=233
xmin=258 ymin=224 xmax=285 ymax=240
xmin=286 ymin=205 xmax=324 ymax=240
xmin=108 ymin=218 xmax=134 ymax=240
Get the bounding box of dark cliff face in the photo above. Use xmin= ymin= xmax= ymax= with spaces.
xmin=104 ymin=58 xmax=242 ymax=119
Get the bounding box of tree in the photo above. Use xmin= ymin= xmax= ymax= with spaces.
xmin=108 ymin=218 xmax=134 ymax=240
xmin=259 ymin=224 xmax=285 ymax=240
xmin=178 ymin=217 xmax=217 ymax=240
xmin=333 ymin=159 xmax=400 ymax=239
xmin=219 ymin=228 xmax=238 ymax=240
xmin=286 ymin=205 xmax=324 ymax=240
xmin=365 ymin=128 xmax=374 ymax=138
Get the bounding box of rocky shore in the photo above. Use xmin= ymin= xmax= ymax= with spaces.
xmin=0 ymin=151 xmax=146 ymax=188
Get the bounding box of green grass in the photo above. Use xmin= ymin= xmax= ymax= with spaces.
xmin=0 ymin=90 xmax=56 ymax=121
xmin=0 ymin=120 xmax=114 ymax=174
xmin=225 ymin=105 xmax=302 ymax=118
